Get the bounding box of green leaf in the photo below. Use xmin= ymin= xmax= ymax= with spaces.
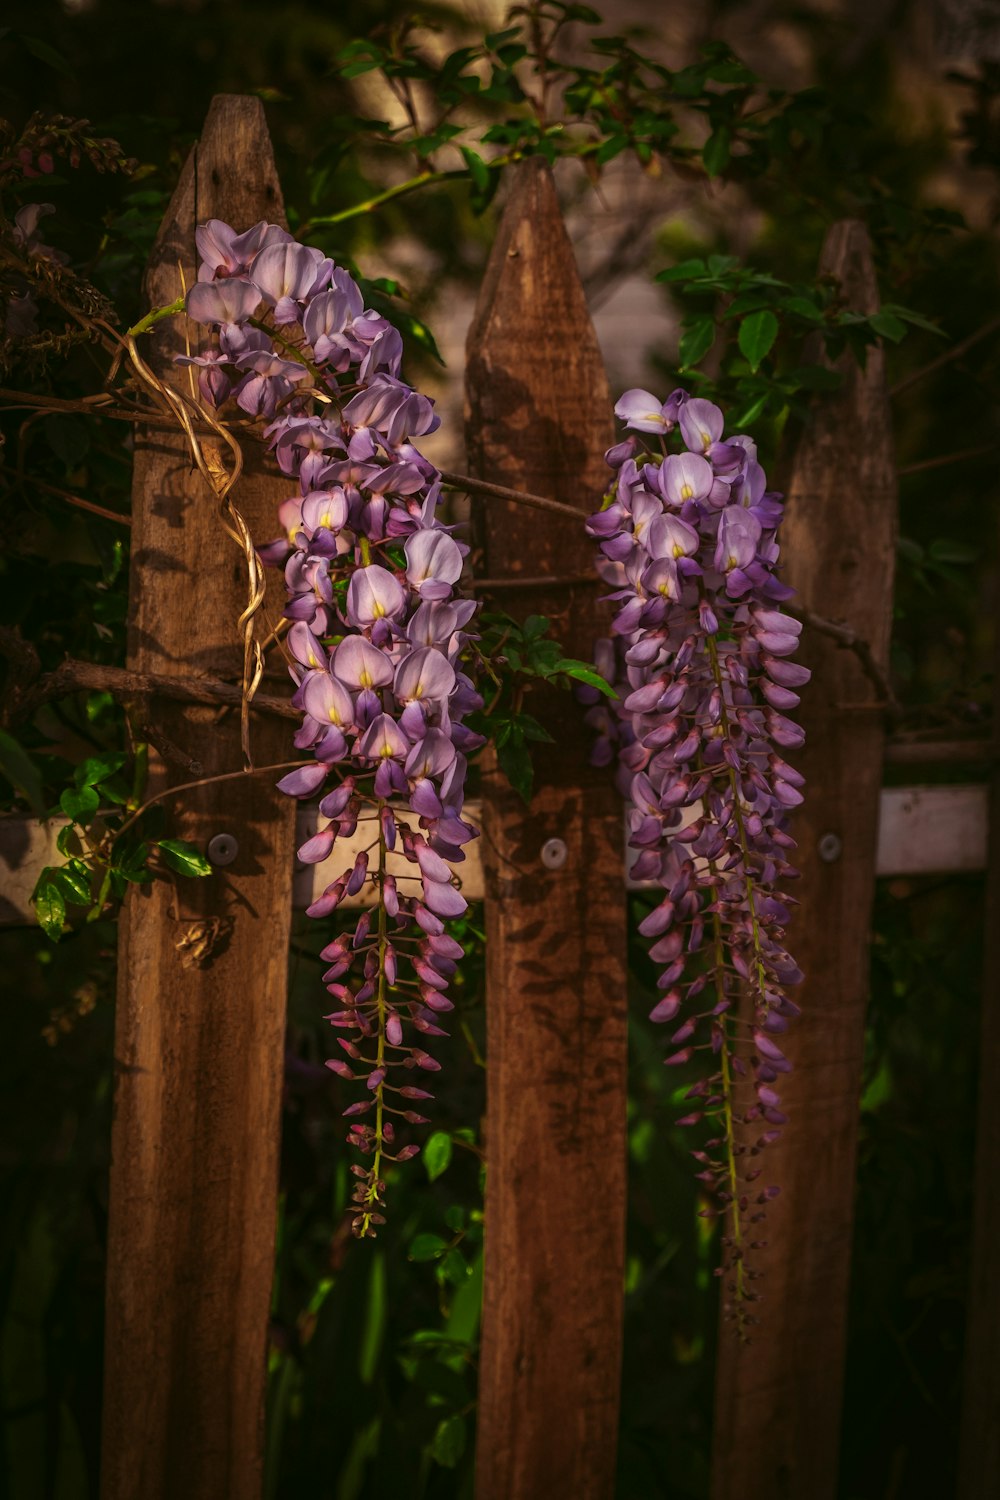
xmin=678 ymin=316 xmax=716 ymax=370
xmin=431 ymin=1415 xmax=467 ymax=1469
xmin=738 ymin=309 xmax=779 ymax=372
xmin=447 ymin=1250 xmax=483 ymax=1344
xmin=730 ymin=393 xmax=769 ymax=428
xmin=408 ymin=1233 xmax=448 ymax=1263
xmin=869 ymin=308 xmax=907 ymax=343
xmin=74 ymin=751 xmax=127 ymax=788
xmin=34 ymin=882 xmax=66 ymax=942
xmin=99 ymin=773 xmax=132 ymax=806
xmin=702 ymin=127 xmax=731 ymax=177
xmin=424 ymin=1130 xmax=453 ymax=1182
xmin=59 ymin=785 xmax=100 ymax=825
xmin=656 ymin=258 xmax=706 ymax=283
xmin=595 ymin=133 xmax=628 ymax=166
xmin=496 ymin=740 xmax=533 ymax=804
xmin=49 ymin=864 xmax=91 ymax=907
xmin=0 ymin=729 xmax=46 ymax=816
xmin=881 ymin=302 xmax=944 ymax=336
xmin=357 ymin=1253 xmax=386 ymax=1386
xmin=706 ymin=254 xmax=740 ymax=276
xmin=516 ymin=713 xmax=555 ymax=744
xmin=437 ymin=1247 xmax=469 ymax=1286
xmin=157 ymin=840 xmax=212 ymax=877
xmin=554 ymin=660 xmax=617 ymax=696
xmin=114 ymin=853 xmax=152 ymax=885
xmin=723 ymin=292 xmax=772 ymax=319
xmin=56 ymin=824 xmax=78 ymax=856
xmin=928 ymin=538 xmax=978 ymax=565
xmin=459 ymin=146 xmax=490 ymax=194
xmin=780 ymin=294 xmax=826 ymax=322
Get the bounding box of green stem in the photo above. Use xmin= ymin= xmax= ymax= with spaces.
xmin=302 ymin=170 xmax=456 ymax=232
xmin=360 ymin=813 xmax=389 ymax=1238
xmin=300 ymin=142 xmax=604 ymax=235
xmin=126 ymin=296 xmax=186 ymax=339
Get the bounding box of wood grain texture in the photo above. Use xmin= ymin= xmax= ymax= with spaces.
xmin=465 ymin=158 xmax=628 ymax=1500
xmin=101 ymin=96 xmax=294 ymax=1500
xmin=711 ymin=221 xmax=897 ymax=1500
xmin=957 ymin=521 xmax=1000 ymax=1498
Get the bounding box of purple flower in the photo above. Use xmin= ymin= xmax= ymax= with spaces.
xmin=678 ymin=398 xmax=724 ymax=454
xmin=250 ymin=241 xmax=332 ymax=322
xmin=615 ymin=388 xmax=678 ymax=434
xmin=589 ymin=383 xmax=808 ymax=1326
xmin=186 ymin=277 xmax=262 ymax=327
xmin=394 ymin=647 xmax=456 ymax=705
xmin=342 ymin=374 xmax=440 ymax=445
xmin=658 ymin=452 xmax=714 ymax=507
xmin=404 ymin=529 xmax=464 ymax=600
xmin=185 ymin=216 xmax=482 ymax=1239
xmin=330 ymin=635 xmax=392 ymax=691
xmin=346 ymin=565 xmax=405 ymax=625
xmin=195 ymin=218 xmax=290 ymax=281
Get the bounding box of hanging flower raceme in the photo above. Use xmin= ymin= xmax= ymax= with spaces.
xmin=182 ymin=218 xmax=483 ymax=1236
xmin=585 ymin=386 xmax=808 ymax=1326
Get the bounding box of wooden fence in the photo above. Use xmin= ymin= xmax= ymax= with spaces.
xmin=1 ymin=93 xmax=996 ymax=1500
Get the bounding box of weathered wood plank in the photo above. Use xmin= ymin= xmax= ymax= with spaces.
xmin=100 ymin=96 xmax=294 ymax=1500
xmin=957 ymin=539 xmax=1000 ymax=1495
xmin=711 ymin=221 xmax=898 ymax=1500
xmin=465 ymin=158 xmax=628 ymax=1500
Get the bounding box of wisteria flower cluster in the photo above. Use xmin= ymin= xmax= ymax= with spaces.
xmin=585 ymin=387 xmax=808 ymax=1321
xmin=183 ymin=218 xmax=484 ymax=1236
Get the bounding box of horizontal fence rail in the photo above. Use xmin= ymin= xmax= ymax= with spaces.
xmin=0 ymin=781 xmax=989 ymax=927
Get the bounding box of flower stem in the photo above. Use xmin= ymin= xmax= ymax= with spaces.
xmin=359 ymin=811 xmax=389 ymax=1237
xmin=126 ymin=296 xmax=186 ymax=339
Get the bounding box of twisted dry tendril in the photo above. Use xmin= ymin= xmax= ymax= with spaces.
xmin=584 ymin=387 xmax=808 ymax=1326
xmin=181 ymin=220 xmax=484 ymax=1235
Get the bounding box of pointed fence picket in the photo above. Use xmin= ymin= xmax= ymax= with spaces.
xmin=100 ymin=96 xmax=295 ymax=1500
xmin=711 ymin=220 xmax=898 ymax=1500
xmin=0 ymin=92 xmax=993 ymax=1500
xmin=464 ymin=158 xmax=629 ymax=1499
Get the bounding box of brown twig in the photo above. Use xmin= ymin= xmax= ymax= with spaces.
xmin=472 ymin=572 xmax=598 ymax=590
xmin=111 ymin=758 xmax=312 ymax=846
xmin=890 ymin=313 xmax=1000 ymax=398
xmin=0 ymin=386 xmax=255 ymax=438
xmin=439 ymin=468 xmax=585 ymax=522
xmin=2 ymin=651 xmax=296 ymax=730
xmin=0 ymin=462 xmax=132 ymax=526
xmin=896 ymin=442 xmax=999 ymax=478
xmin=787 ymin=603 xmax=897 ymax=710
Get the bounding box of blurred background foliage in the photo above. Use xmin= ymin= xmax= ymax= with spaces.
xmin=0 ymin=0 xmax=996 ymax=1496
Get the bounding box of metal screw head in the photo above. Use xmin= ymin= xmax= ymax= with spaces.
xmin=540 ymin=837 xmax=568 ymax=871
xmin=206 ymin=833 xmax=239 ymax=867
xmin=817 ymin=832 xmax=842 ymax=863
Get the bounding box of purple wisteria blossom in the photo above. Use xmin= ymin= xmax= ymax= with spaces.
xmin=182 ymin=219 xmax=483 ymax=1236
xmin=586 ymin=387 xmax=808 ymax=1326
